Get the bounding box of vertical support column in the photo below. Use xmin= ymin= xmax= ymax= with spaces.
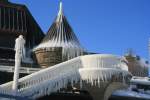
xmin=12 ymin=8 xmax=15 ymax=31
xmin=16 ymin=10 xmax=19 ymax=31
xmin=20 ymin=11 xmax=24 ymax=32
xmin=12 ymin=35 xmax=25 ymax=95
xmin=12 ymin=56 xmax=21 ymax=95
xmin=0 ymin=7 xmax=1 ymax=29
xmin=3 ymin=7 xmax=5 ymax=29
xmin=23 ymin=11 xmax=27 ymax=33
xmin=8 ymin=8 xmax=11 ymax=30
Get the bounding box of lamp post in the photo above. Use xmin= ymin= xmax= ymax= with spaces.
xmin=12 ymin=35 xmax=25 ymax=95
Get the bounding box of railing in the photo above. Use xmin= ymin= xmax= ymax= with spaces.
xmin=0 ymin=56 xmax=82 ymax=98
xmin=0 ymin=65 xmax=41 ymax=74
xmin=0 ymin=54 xmax=130 ymax=99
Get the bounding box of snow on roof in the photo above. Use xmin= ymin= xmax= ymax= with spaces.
xmin=112 ymin=90 xmax=150 ymax=99
xmin=34 ymin=2 xmax=84 ymax=51
xmin=131 ymin=76 xmax=150 ymax=85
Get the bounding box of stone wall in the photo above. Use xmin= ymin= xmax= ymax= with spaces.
xmin=34 ymin=47 xmax=63 ymax=68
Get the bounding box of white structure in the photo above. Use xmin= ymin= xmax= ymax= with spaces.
xmin=12 ymin=35 xmax=25 ymax=95
xmin=0 ymin=54 xmax=130 ymax=99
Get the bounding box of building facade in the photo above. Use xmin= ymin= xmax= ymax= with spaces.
xmin=0 ymin=0 xmax=44 ymax=67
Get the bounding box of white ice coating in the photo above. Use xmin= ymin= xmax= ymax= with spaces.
xmin=0 ymin=54 xmax=130 ymax=99
xmin=112 ymin=90 xmax=150 ymax=99
xmin=131 ymin=76 xmax=150 ymax=85
xmin=34 ymin=41 xmax=84 ymax=60
xmin=57 ymin=1 xmax=63 ymax=22
xmin=34 ymin=2 xmax=85 ymax=60
xmin=12 ymin=35 xmax=26 ymax=95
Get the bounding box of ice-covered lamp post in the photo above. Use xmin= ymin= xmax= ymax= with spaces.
xmin=12 ymin=35 xmax=26 ymax=95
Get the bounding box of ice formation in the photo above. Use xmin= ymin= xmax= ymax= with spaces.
xmin=34 ymin=2 xmax=85 ymax=60
xmin=12 ymin=35 xmax=26 ymax=95
xmin=113 ymin=76 xmax=150 ymax=99
xmin=112 ymin=90 xmax=150 ymax=99
xmin=131 ymin=76 xmax=150 ymax=85
xmin=0 ymin=54 xmax=130 ymax=99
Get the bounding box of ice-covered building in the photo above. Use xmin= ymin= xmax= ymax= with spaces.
xmin=34 ymin=2 xmax=85 ymax=68
xmin=0 ymin=1 xmax=148 ymax=100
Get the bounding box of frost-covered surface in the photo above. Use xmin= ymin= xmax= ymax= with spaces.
xmin=113 ymin=77 xmax=150 ymax=99
xmin=79 ymin=68 xmax=129 ymax=87
xmin=80 ymin=54 xmax=128 ymax=71
xmin=131 ymin=76 xmax=150 ymax=85
xmin=13 ymin=35 xmax=26 ymax=95
xmin=0 ymin=54 xmax=130 ymax=99
xmin=112 ymin=90 xmax=150 ymax=99
xmin=34 ymin=2 xmax=85 ymax=60
xmin=0 ymin=65 xmax=41 ymax=74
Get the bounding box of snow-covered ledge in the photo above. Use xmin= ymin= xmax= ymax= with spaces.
xmin=79 ymin=68 xmax=129 ymax=86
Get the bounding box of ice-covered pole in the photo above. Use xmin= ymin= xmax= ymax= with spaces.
xmin=12 ymin=35 xmax=25 ymax=95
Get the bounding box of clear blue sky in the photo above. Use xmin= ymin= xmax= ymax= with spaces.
xmin=11 ymin=0 xmax=150 ymax=59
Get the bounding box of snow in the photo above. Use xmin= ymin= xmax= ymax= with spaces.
xmin=113 ymin=90 xmax=150 ymax=99
xmin=113 ymin=78 xmax=150 ymax=99
xmin=131 ymin=76 xmax=150 ymax=85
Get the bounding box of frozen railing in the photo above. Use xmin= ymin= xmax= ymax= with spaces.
xmin=0 ymin=65 xmax=41 ymax=74
xmin=0 ymin=54 xmax=130 ymax=99
xmin=0 ymin=56 xmax=81 ymax=96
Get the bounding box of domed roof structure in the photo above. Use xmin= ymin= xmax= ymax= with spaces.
xmin=34 ymin=2 xmax=85 ymax=65
xmin=41 ymin=2 xmax=82 ymax=48
xmin=124 ymin=52 xmax=149 ymax=77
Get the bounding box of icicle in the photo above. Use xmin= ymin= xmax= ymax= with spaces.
xmin=57 ymin=1 xmax=63 ymax=22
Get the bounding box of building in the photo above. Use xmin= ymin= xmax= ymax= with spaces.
xmin=34 ymin=2 xmax=85 ymax=68
xmin=0 ymin=1 xmax=148 ymax=100
xmin=0 ymin=0 xmax=44 ymax=67
xmin=124 ymin=49 xmax=149 ymax=77
xmin=0 ymin=0 xmax=44 ymax=84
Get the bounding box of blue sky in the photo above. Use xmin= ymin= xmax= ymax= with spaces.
xmin=11 ymin=0 xmax=150 ymax=59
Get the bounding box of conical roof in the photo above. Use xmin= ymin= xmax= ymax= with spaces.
xmin=35 ymin=2 xmax=85 ymax=59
